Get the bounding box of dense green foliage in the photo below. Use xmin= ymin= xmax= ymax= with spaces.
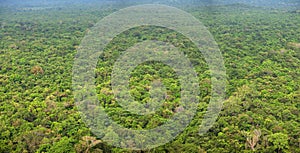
xmin=0 ymin=2 xmax=299 ymax=153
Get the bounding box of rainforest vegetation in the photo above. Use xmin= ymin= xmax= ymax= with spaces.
xmin=0 ymin=0 xmax=300 ymax=152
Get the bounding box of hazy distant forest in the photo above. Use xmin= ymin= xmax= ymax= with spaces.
xmin=0 ymin=0 xmax=300 ymax=152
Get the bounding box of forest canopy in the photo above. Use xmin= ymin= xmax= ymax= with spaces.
xmin=0 ymin=0 xmax=299 ymax=152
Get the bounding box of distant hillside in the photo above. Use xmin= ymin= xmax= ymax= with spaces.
xmin=1 ymin=0 xmax=299 ymax=8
